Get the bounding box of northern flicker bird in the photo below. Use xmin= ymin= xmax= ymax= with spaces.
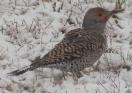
xmin=8 ymin=7 xmax=123 ymax=78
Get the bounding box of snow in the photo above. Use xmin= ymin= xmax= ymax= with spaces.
xmin=0 ymin=0 xmax=131 ymax=93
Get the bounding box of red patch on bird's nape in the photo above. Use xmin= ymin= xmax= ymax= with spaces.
xmin=100 ymin=15 xmax=108 ymax=22
xmin=97 ymin=11 xmax=108 ymax=22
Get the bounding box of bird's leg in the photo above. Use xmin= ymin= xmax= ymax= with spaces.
xmin=76 ymin=71 xmax=83 ymax=78
xmin=62 ymin=71 xmax=67 ymax=80
xmin=72 ymin=71 xmax=82 ymax=82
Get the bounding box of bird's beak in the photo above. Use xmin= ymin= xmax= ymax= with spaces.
xmin=105 ymin=9 xmax=124 ymax=20
xmin=108 ymin=9 xmax=124 ymax=17
xmin=111 ymin=9 xmax=124 ymax=14
xmin=102 ymin=9 xmax=124 ymax=22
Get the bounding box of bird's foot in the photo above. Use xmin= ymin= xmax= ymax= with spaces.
xmin=72 ymin=71 xmax=83 ymax=84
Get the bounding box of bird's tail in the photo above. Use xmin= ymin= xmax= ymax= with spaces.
xmin=8 ymin=62 xmax=41 ymax=76
xmin=8 ymin=56 xmax=61 ymax=76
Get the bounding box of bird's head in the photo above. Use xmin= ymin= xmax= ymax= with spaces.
xmin=82 ymin=7 xmax=124 ymax=30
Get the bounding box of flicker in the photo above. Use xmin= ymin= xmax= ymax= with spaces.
xmin=8 ymin=7 xmax=123 ymax=79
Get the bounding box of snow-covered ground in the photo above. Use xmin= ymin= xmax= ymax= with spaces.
xmin=0 ymin=0 xmax=132 ymax=93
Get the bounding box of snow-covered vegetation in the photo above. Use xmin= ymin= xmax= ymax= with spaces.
xmin=0 ymin=0 xmax=132 ymax=93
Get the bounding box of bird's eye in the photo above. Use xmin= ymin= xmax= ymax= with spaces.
xmin=98 ymin=13 xmax=103 ymax=17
